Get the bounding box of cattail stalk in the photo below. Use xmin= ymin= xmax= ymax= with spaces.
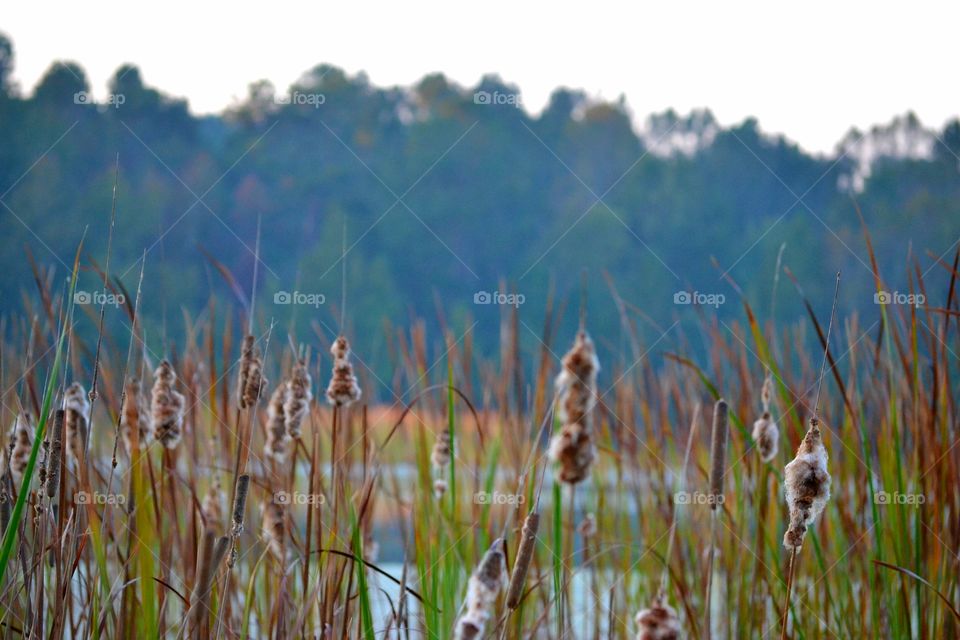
xmin=704 ymin=398 xmax=728 ymax=640
xmin=505 ymin=512 xmax=539 ymax=609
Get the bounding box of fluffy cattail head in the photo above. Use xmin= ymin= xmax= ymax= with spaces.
xmin=261 ymin=498 xmax=286 ymax=561
xmin=202 ymin=476 xmax=223 ymax=526
xmin=63 ymin=382 xmax=91 ymax=461
xmin=455 ymin=539 xmax=506 ymax=638
xmin=151 ymin=360 xmax=186 ymax=449
xmin=752 ymin=411 xmax=779 ymax=463
xmin=709 ymin=399 xmax=729 ymax=509
xmin=325 ymin=337 xmax=361 ymax=407
xmin=431 ymin=429 xmax=451 ymax=469
xmin=121 ymin=378 xmax=152 ymax=455
xmin=7 ymin=411 xmax=34 ymax=485
xmin=635 ymin=597 xmax=682 ymax=640
xmin=263 ymin=383 xmax=289 ymax=462
xmin=283 ymin=358 xmax=312 ymax=438
xmin=783 ymin=418 xmax=831 ymax=549
xmin=237 ymin=335 xmax=268 ymax=410
xmin=549 ymin=330 xmax=600 ymax=485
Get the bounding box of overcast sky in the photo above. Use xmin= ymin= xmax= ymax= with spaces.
xmin=5 ymin=0 xmax=958 ymax=154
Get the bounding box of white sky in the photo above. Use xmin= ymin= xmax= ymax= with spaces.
xmin=5 ymin=0 xmax=958 ymax=154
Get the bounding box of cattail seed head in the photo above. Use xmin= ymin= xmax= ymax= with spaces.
xmin=431 ymin=429 xmax=451 ymax=469
xmin=7 ymin=412 xmax=34 ymax=485
xmin=283 ymin=358 xmax=312 ymax=439
xmin=237 ymin=335 xmax=268 ymax=410
xmin=549 ymin=330 xmax=599 ymax=485
xmin=783 ymin=418 xmax=831 ymax=550
xmin=506 ymin=511 xmax=539 ymax=609
xmin=635 ymin=597 xmax=682 ymax=640
xmin=433 ymin=478 xmax=448 ymax=499
xmin=708 ymin=399 xmax=729 ymax=510
xmin=455 ymin=539 xmax=506 ymax=637
xmin=45 ymin=410 xmax=65 ymax=499
xmin=202 ymin=476 xmax=223 ymax=525
xmin=63 ymin=382 xmax=90 ymax=462
xmin=761 ymin=374 xmax=774 ymax=412
xmin=151 ymin=360 xmax=186 ymax=449
xmin=261 ymin=498 xmax=286 ymax=561
xmin=120 ymin=378 xmax=152 ymax=455
xmin=752 ymin=411 xmax=779 ymax=463
xmin=263 ymin=383 xmax=290 ymax=461
xmin=325 ymin=337 xmax=361 ymax=407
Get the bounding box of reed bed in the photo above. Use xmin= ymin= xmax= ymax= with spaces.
xmin=0 ymin=228 xmax=958 ymax=640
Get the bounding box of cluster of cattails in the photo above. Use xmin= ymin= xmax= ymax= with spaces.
xmin=430 ymin=428 xmax=451 ymax=498
xmin=261 ymin=497 xmax=286 ymax=562
xmin=548 ymin=330 xmax=600 ymax=484
xmin=151 ymin=360 xmax=185 ymax=449
xmin=120 ymin=378 xmax=151 ymax=455
xmin=237 ymin=335 xmax=268 ymax=410
xmin=454 ymin=539 xmax=506 ymax=639
xmin=6 ymin=411 xmax=34 ymax=485
xmin=783 ymin=418 xmax=831 ymax=550
xmin=635 ymin=598 xmax=682 ymax=640
xmin=63 ymin=382 xmax=90 ymax=462
xmin=752 ymin=373 xmax=779 ymax=463
xmin=325 ymin=336 xmax=361 ymax=407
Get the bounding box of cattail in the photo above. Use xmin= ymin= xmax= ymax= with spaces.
xmin=708 ymin=399 xmax=729 ymax=509
xmin=44 ymin=410 xmax=65 ymax=499
xmin=284 ymin=357 xmax=312 ymax=439
xmin=63 ymin=382 xmax=90 ymax=462
xmin=231 ymin=474 xmax=250 ymax=535
xmin=7 ymin=412 xmax=34 ymax=485
xmin=186 ymin=529 xmax=231 ymax=636
xmin=120 ymin=378 xmax=152 ymax=455
xmin=325 ymin=336 xmax=361 ymax=407
xmin=263 ymin=383 xmax=289 ymax=461
xmin=635 ymin=597 xmax=682 ymax=640
xmin=202 ymin=476 xmax=223 ymax=525
xmin=431 ymin=428 xmax=451 ymax=498
xmin=548 ymin=330 xmax=599 ymax=484
xmin=455 ymin=539 xmax=506 ymax=639
xmin=261 ymin=498 xmax=286 ymax=561
xmin=151 ymin=360 xmax=185 ymax=449
xmin=506 ymin=511 xmax=539 ymax=609
xmin=753 ymin=374 xmax=779 ymax=463
xmin=578 ymin=512 xmax=597 ymax=539
xmin=782 ymin=418 xmax=831 ymax=550
xmin=237 ymin=335 xmax=268 ymax=410
xmin=752 ymin=411 xmax=779 ymax=463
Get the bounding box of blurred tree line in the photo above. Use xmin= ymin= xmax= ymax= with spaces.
xmin=1 ymin=32 xmax=958 ymax=388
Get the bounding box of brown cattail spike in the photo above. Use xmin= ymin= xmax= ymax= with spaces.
xmin=708 ymin=399 xmax=728 ymax=509
xmin=120 ymin=378 xmax=152 ymax=455
xmin=783 ymin=418 xmax=831 ymax=549
xmin=237 ymin=335 xmax=267 ymax=410
xmin=231 ymin=474 xmax=250 ymax=534
xmin=548 ymin=330 xmax=599 ymax=485
xmin=63 ymin=382 xmax=90 ymax=462
xmin=506 ymin=511 xmax=540 ymax=609
xmin=45 ymin=410 xmax=65 ymax=499
xmin=151 ymin=360 xmax=186 ymax=449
